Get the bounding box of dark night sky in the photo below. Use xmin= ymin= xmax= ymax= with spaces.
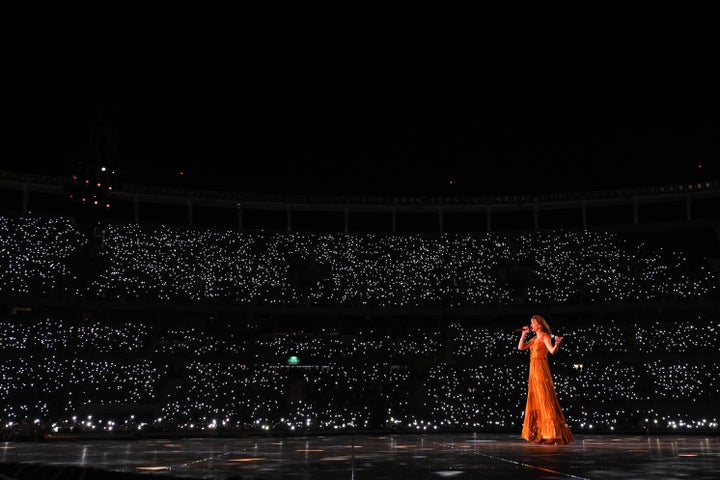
xmin=5 ymin=34 xmax=719 ymax=198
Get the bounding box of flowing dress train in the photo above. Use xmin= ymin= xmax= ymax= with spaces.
xmin=521 ymin=338 xmax=574 ymax=444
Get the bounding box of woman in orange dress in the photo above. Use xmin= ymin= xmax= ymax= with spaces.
xmin=518 ymin=314 xmax=573 ymax=444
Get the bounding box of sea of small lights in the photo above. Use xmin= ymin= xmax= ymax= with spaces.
xmin=1 ymin=313 xmax=719 ymax=436
xmin=0 ymin=216 xmax=86 ymax=296
xmin=0 ymin=214 xmax=718 ymax=437
xmin=1 ymin=215 xmax=716 ymax=307
xmin=0 ymin=318 xmax=150 ymax=354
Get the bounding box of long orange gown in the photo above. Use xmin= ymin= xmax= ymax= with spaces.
xmin=521 ymin=337 xmax=574 ymax=444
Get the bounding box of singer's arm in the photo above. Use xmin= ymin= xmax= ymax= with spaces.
xmin=518 ymin=328 xmax=532 ymax=350
xmin=542 ymin=334 xmax=564 ymax=355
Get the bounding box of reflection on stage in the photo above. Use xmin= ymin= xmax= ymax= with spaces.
xmin=2 ymin=433 xmax=720 ymax=479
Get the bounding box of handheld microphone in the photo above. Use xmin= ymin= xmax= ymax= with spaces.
xmin=514 ymin=326 xmax=530 ymax=333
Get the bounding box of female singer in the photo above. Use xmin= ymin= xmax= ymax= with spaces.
xmin=518 ymin=314 xmax=573 ymax=444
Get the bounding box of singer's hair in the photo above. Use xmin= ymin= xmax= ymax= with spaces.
xmin=531 ymin=315 xmax=553 ymax=335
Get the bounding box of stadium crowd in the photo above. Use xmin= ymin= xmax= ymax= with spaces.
xmin=0 ymin=214 xmax=718 ymax=440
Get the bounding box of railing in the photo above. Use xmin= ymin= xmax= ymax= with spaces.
xmin=1 ymin=169 xmax=718 ymax=207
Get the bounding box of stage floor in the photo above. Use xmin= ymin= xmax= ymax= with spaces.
xmin=2 ymin=433 xmax=720 ymax=479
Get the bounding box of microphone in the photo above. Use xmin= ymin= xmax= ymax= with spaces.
xmin=515 ymin=326 xmax=530 ymax=333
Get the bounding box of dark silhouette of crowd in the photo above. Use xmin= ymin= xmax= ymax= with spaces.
xmin=1 ymin=215 xmax=716 ymax=307
xmin=0 ymin=214 xmax=718 ymax=440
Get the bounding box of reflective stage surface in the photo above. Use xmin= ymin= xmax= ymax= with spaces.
xmin=2 ymin=433 xmax=720 ymax=479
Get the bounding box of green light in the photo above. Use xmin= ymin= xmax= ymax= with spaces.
xmin=287 ymin=356 xmax=300 ymax=365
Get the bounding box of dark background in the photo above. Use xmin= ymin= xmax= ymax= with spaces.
xmin=4 ymin=25 xmax=719 ymax=198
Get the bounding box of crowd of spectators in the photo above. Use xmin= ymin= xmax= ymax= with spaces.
xmin=1 ymin=215 xmax=717 ymax=307
xmin=0 ymin=213 xmax=718 ymax=439
xmin=1 ymin=312 xmax=718 ymax=439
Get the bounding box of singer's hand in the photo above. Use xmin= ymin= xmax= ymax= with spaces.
xmin=522 ymin=326 xmax=529 ymax=333
xmin=555 ymin=336 xmax=563 ymax=344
